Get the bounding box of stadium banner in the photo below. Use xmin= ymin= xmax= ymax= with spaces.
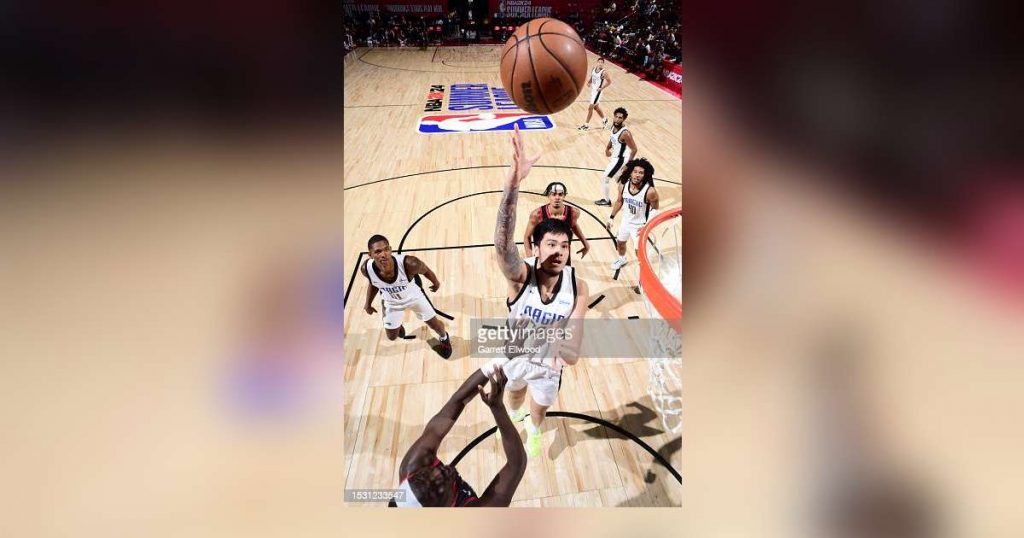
xmin=662 ymin=59 xmax=682 ymax=92
xmin=342 ymin=0 xmax=447 ymax=15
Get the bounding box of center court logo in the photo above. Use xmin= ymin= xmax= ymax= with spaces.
xmin=418 ymin=112 xmax=555 ymax=134
xmin=417 ymin=82 xmax=555 ymax=134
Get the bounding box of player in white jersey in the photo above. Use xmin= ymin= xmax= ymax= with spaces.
xmin=361 ymin=235 xmax=452 ymax=359
xmin=487 ymin=125 xmax=590 ymax=457
xmin=578 ymin=57 xmax=611 ymax=131
xmin=595 ymin=107 xmax=639 ymax=207
xmin=605 ymin=157 xmax=660 ymax=271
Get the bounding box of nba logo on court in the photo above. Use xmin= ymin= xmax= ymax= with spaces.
xmin=417 ymin=112 xmax=555 ymax=134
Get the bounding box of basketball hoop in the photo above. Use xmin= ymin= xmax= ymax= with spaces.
xmin=638 ymin=207 xmax=682 ymax=434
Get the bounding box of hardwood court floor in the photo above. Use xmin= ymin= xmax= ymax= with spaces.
xmin=343 ymin=46 xmax=681 ymax=507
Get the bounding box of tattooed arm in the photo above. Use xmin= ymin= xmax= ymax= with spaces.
xmin=494 ymin=125 xmax=539 ymax=286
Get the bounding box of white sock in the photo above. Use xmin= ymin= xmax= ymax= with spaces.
xmin=602 ymin=177 xmax=610 ymax=200
xmin=440 ymin=332 xmax=449 ymax=341
xmin=525 ymin=419 xmax=541 ymax=435
xmin=618 ymin=255 xmax=627 ymax=263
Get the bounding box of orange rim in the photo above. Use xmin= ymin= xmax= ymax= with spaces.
xmin=638 ymin=208 xmax=682 ymax=333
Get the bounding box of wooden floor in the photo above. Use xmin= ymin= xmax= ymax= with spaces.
xmin=343 ymin=46 xmax=682 ymax=507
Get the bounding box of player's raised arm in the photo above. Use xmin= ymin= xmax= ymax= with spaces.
xmin=470 ymin=370 xmax=526 ymax=507
xmin=402 ymin=370 xmax=489 ymax=463
xmin=494 ymin=125 xmax=539 ymax=284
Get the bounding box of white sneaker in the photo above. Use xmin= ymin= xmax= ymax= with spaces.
xmin=602 ymin=118 xmax=609 ymax=129
xmin=611 ymin=258 xmax=628 ymax=270
xmin=577 ymin=124 xmax=590 ymax=131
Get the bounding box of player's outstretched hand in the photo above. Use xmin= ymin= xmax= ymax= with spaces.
xmin=365 ymin=304 xmax=377 ymax=315
xmin=509 ymin=124 xmax=541 ymax=187
xmin=429 ymin=282 xmax=440 ymax=292
xmin=577 ymin=245 xmax=590 ymax=258
xmin=477 ymin=369 xmax=508 ymax=409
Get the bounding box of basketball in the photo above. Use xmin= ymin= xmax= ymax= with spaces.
xmin=500 ymin=18 xmax=588 ymax=115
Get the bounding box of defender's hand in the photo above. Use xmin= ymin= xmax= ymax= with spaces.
xmin=478 ymin=370 xmax=508 ymax=409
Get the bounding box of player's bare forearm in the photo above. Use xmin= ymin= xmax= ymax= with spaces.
xmin=440 ymin=370 xmax=488 ymax=418
xmin=415 ymin=370 xmax=488 ymax=450
xmin=611 ymin=198 xmax=624 ymax=217
xmin=475 ymin=408 xmax=526 ymax=506
xmin=422 ymin=267 xmax=440 ymax=287
xmin=492 ymin=404 xmax=526 ymax=464
xmin=572 ymin=223 xmax=589 ymax=248
xmin=494 ymin=180 xmax=525 ymax=280
xmin=364 ymin=286 xmax=379 ymax=309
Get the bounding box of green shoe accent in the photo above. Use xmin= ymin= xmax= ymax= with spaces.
xmin=526 ymin=430 xmax=543 ymax=458
xmin=509 ymin=407 xmax=529 ymax=423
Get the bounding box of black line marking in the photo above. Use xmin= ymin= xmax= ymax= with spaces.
xmin=587 ymin=294 xmax=606 ymax=309
xmin=357 ymin=49 xmax=496 ymax=74
xmin=481 ymin=325 xmax=498 ymax=330
xmin=430 ymin=46 xmax=439 ymax=63
xmin=342 ymin=190 xmax=621 ymax=310
xmin=449 ymin=410 xmax=681 ymax=484
xmin=628 ymin=315 xmax=640 ymax=319
xmin=444 ymin=58 xmax=499 ymax=67
xmin=344 ymin=165 xmax=681 ymax=191
xmin=401 ymin=335 xmax=417 ymax=340
xmin=613 ymin=268 xmax=622 ymax=280
xmin=397 ymin=190 xmax=616 ymax=253
xmin=344 ymin=252 xmax=365 ymax=306
xmin=343 ymin=238 xmax=620 ymax=307
xmin=401 ymin=236 xmax=617 ymax=253
xmin=537 ymin=30 xmax=581 ymax=95
xmin=413 ymin=274 xmax=456 ymax=321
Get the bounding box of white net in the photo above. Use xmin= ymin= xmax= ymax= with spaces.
xmin=640 ymin=211 xmax=682 ymax=434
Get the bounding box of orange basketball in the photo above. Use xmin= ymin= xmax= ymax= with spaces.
xmin=499 ymin=18 xmax=588 ymax=115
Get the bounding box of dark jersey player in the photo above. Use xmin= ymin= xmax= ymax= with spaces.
xmin=392 ymin=369 xmax=526 ymax=507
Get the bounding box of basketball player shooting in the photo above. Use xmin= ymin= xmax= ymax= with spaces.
xmin=522 ymin=181 xmax=591 ymax=259
xmin=605 ymin=158 xmax=660 ymax=271
xmin=491 ymin=125 xmax=590 ymax=458
xmin=595 ymin=107 xmax=638 ymax=206
xmin=361 ymin=235 xmax=452 ymax=359
xmin=578 ymin=57 xmax=611 ymax=131
xmin=392 ymin=369 xmax=527 ymax=507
